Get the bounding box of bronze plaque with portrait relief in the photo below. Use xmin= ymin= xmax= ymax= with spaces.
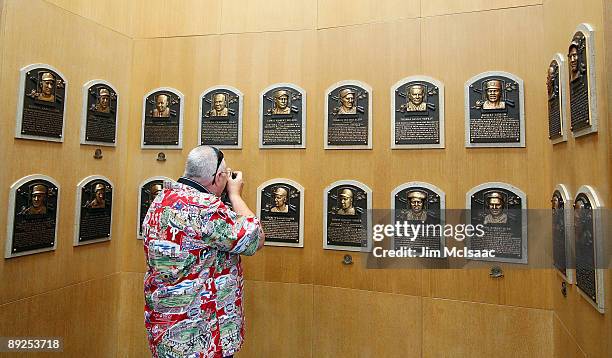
xmin=465 ymin=72 xmax=524 ymax=147
xmin=258 ymin=181 xmax=303 ymax=246
xmin=142 ymin=89 xmax=183 ymax=148
xmin=393 ymin=78 xmax=443 ymax=147
xmin=9 ymin=178 xmax=59 ymax=255
xmin=325 ymin=82 xmax=371 ymax=149
xmin=78 ymin=179 xmax=113 ymax=243
xmin=84 ymin=82 xmax=118 ymax=145
xmin=467 ymin=184 xmax=527 ymax=264
xmin=200 ymin=87 xmax=241 ymax=148
xmin=17 ymin=66 xmax=66 ymax=141
xmin=324 ymin=181 xmax=371 ymax=250
xmin=260 ymin=85 xmax=305 ymax=148
xmin=568 ymin=31 xmax=591 ymax=132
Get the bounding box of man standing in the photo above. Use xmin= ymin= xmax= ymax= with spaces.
xmin=143 ymin=145 xmax=265 ymax=358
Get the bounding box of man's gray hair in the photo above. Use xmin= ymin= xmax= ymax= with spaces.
xmin=183 ymin=146 xmax=220 ymax=179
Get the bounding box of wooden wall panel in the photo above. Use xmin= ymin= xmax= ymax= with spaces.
xmin=117 ymin=272 xmax=150 ymax=358
xmin=0 ymin=273 xmax=120 ymax=357
xmin=313 ymin=286 xmax=422 ymax=357
xmin=132 ymin=0 xmax=222 ymax=38
xmin=44 ymin=0 xmax=135 ymax=36
xmin=421 ymin=6 xmax=553 ymax=309
xmin=421 ymin=0 xmax=542 ymax=17
xmin=238 ymin=281 xmax=314 ymax=358
xmin=311 ymin=20 xmax=429 ymax=297
xmin=553 ymin=313 xmax=586 ymax=358
xmin=0 ymin=0 xmax=130 ymax=304
xmin=423 ymin=297 xmax=553 ymax=357
xmin=220 ymin=0 xmax=316 ymax=34
xmin=317 ymin=0 xmax=420 ymax=29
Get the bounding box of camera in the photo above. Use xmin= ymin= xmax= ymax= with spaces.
xmin=230 ymin=172 xmax=237 ymax=179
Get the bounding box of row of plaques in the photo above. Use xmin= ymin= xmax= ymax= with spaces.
xmin=547 ymin=23 xmax=598 ymax=143
xmin=13 ymin=24 xmax=597 ymax=150
xmin=6 ymin=175 xmax=113 ymax=259
xmin=14 ymin=71 xmax=518 ymax=149
xmin=7 ymin=175 xmax=605 ymax=314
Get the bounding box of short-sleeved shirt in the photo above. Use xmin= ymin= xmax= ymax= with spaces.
xmin=143 ymin=179 xmax=261 ymax=358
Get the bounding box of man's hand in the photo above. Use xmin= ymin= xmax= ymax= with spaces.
xmin=225 ymin=170 xmax=243 ymax=198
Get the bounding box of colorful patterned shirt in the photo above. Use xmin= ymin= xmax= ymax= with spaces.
xmin=143 ymin=179 xmax=262 ymax=358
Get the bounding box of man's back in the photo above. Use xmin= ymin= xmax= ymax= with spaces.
xmin=143 ymin=180 xmax=261 ymax=358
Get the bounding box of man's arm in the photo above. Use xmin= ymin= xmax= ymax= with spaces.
xmin=227 ymin=171 xmax=265 ymax=250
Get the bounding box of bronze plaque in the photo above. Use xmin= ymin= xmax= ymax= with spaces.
xmin=393 ymin=184 xmax=444 ymax=252
xmin=16 ymin=65 xmax=66 ymax=141
xmin=138 ymin=178 xmax=165 ymax=238
xmin=324 ymin=181 xmax=371 ymax=251
xmin=83 ymin=81 xmax=118 ymax=145
xmin=465 ymin=72 xmax=524 ymax=147
xmin=568 ymin=30 xmax=592 ymax=133
xmin=392 ymin=77 xmax=444 ymax=148
xmin=574 ymin=193 xmax=597 ymax=304
xmin=468 ymin=184 xmax=527 ymax=263
xmin=200 ymin=87 xmax=241 ymax=148
xmin=552 ymin=189 xmax=568 ymax=278
xmin=142 ymin=89 xmax=183 ymax=148
xmin=77 ymin=178 xmax=113 ymax=244
xmin=547 ymin=59 xmax=564 ymax=140
xmin=260 ymin=85 xmax=305 ymax=148
xmin=325 ymin=82 xmax=371 ymax=149
xmin=258 ymin=180 xmax=304 ymax=247
xmin=7 ymin=177 xmax=59 ymax=257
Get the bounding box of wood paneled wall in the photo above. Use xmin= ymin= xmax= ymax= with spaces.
xmin=1 ymin=0 xmax=609 ymax=357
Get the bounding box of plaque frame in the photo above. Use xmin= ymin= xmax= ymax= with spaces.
xmin=464 ymin=71 xmax=525 ymax=148
xmin=390 ymin=182 xmax=446 ymax=250
xmin=198 ymin=85 xmax=243 ymax=149
xmin=15 ymin=63 xmax=68 ymax=142
xmin=137 ymin=176 xmax=171 ymax=239
xmin=553 ymin=184 xmax=574 ymax=283
xmin=74 ymin=175 xmax=114 ymax=246
xmin=256 ymin=178 xmax=305 ymax=248
xmin=323 ymin=180 xmax=373 ymax=252
xmin=549 ymin=54 xmax=569 ymax=144
xmin=574 ymin=185 xmax=605 ymax=313
xmin=390 ymin=76 xmax=445 ymax=149
xmin=465 ymin=182 xmax=528 ymax=264
xmin=324 ymin=80 xmax=373 ymax=150
xmin=5 ymin=174 xmax=61 ymax=258
xmin=258 ymin=83 xmax=307 ymax=149
xmin=570 ymin=23 xmax=598 ymax=138
xmin=141 ymin=87 xmax=184 ymax=149
xmin=80 ymin=79 xmax=119 ymax=147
